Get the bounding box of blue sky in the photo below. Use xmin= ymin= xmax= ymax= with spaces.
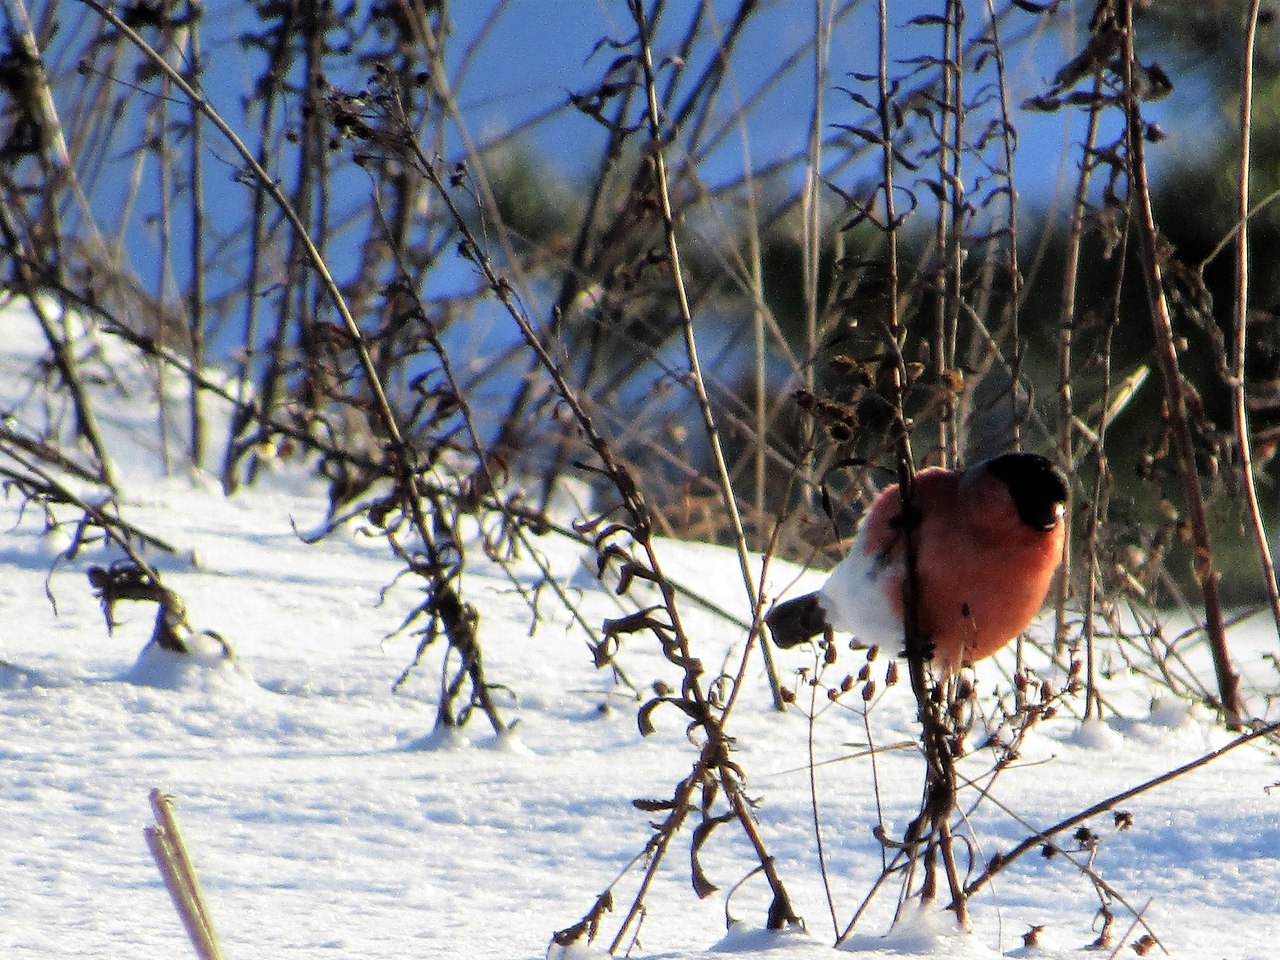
xmin=432 ymin=2 xmax=1207 ymax=206
xmin=34 ymin=0 xmax=1222 ymax=381
xmin=44 ymin=1 xmax=1216 ymax=294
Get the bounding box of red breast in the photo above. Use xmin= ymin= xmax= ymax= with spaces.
xmin=813 ymin=454 xmax=1067 ymax=673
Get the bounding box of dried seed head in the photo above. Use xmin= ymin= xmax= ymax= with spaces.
xmin=861 ymin=680 xmax=876 ymax=702
xmin=857 ymin=663 xmax=871 ymax=682
xmin=840 ymin=675 xmax=854 ymax=693
xmin=885 ymin=660 xmax=899 ymax=686
xmin=866 ymin=645 xmax=879 ymax=662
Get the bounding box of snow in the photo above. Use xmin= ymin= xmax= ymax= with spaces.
xmin=2 ymin=297 xmax=1280 ymax=960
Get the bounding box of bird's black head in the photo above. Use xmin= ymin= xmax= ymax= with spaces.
xmin=984 ymin=452 xmax=1069 ymax=532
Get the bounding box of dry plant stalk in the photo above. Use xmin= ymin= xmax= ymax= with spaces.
xmin=867 ymin=0 xmax=969 ymax=930
xmin=316 ymin=56 xmax=802 ymax=940
xmin=144 ymin=789 xmax=225 ymax=960
xmin=11 ymin=0 xmax=1279 ymax=950
xmin=965 ymin=719 xmax=1280 ymax=902
xmin=1228 ymin=0 xmax=1280 ymax=640
xmin=75 ymin=0 xmax=519 ymax=735
xmin=1117 ymin=0 xmax=1241 ymax=730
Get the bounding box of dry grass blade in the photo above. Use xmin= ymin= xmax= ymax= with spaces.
xmin=145 ymin=789 xmax=224 ymax=960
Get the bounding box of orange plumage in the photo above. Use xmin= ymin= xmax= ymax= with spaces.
xmin=767 ymin=453 xmax=1068 ymax=673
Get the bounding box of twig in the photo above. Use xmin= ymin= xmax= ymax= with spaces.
xmin=799 ymin=0 xmax=833 ymax=505
xmin=604 ymin=763 xmax=704 ymax=953
xmin=1053 ymin=69 xmax=1105 ymax=715
xmin=951 ymin=769 xmax=1165 ymax=951
xmin=74 ymin=0 xmax=411 ymax=490
xmin=185 ymin=3 xmax=207 ymax=469
xmin=2 ymin=0 xmax=107 ymax=253
xmin=805 ymin=647 xmax=841 ymax=938
xmin=1119 ymin=0 xmax=1241 ymax=729
xmin=357 ymin=46 xmax=802 ymax=934
xmin=866 ymin=0 xmax=970 ymax=928
xmin=965 ymin=719 xmax=1280 ymax=900
xmin=0 ymin=448 xmax=176 ymax=557
xmin=1228 ymin=0 xmax=1280 ymax=644
xmin=1106 ymin=900 xmax=1155 ymax=960
xmin=629 ymin=0 xmax=784 ymax=710
xmin=0 ymin=205 xmax=116 ymax=487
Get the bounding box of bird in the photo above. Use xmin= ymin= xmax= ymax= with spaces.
xmin=766 ymin=452 xmax=1068 ymax=674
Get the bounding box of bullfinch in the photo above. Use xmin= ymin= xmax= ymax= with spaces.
xmin=766 ymin=453 xmax=1068 ymax=673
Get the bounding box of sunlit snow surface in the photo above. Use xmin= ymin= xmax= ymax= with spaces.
xmin=2 ymin=299 xmax=1279 ymax=960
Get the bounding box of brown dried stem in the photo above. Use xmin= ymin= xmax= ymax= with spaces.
xmin=1229 ymin=0 xmax=1280 ymax=643
xmin=1119 ymin=0 xmax=1241 ymax=729
xmin=964 ymin=719 xmax=1280 ymax=901
xmin=630 ymin=0 xmax=774 ymax=672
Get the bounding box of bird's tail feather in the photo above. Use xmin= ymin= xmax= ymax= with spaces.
xmin=765 ymin=593 xmax=829 ymax=648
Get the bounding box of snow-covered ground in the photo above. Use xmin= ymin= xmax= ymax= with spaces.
xmin=2 ymin=299 xmax=1279 ymax=959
